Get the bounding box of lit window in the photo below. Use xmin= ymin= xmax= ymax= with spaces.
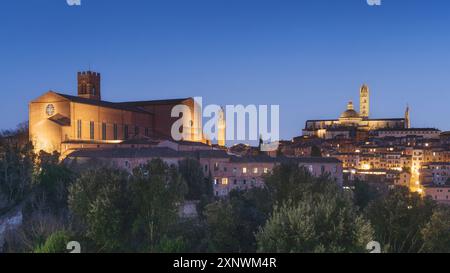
xmin=264 ymin=168 xmax=269 ymax=174
xmin=242 ymin=167 xmax=247 ymax=174
xmin=221 ymin=178 xmax=228 ymax=185
xmin=253 ymin=168 xmax=258 ymax=174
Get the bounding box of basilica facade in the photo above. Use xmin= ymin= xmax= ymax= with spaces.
xmin=303 ymin=85 xmax=411 ymax=139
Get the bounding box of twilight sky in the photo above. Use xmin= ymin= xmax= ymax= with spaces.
xmin=0 ymin=0 xmax=449 ymax=139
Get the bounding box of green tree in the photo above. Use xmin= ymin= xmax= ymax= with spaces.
xmin=156 ymin=235 xmax=187 ymax=253
xmin=178 ymin=158 xmax=212 ymax=201
xmin=34 ymin=230 xmax=72 ymax=253
xmin=366 ymin=186 xmax=436 ymax=253
xmin=228 ymin=189 xmax=272 ymax=252
xmin=0 ymin=134 xmax=35 ymax=209
xmin=352 ymin=179 xmax=380 ymax=210
xmin=32 ymin=151 xmax=74 ymax=213
xmin=204 ymin=188 xmax=272 ymax=253
xmin=256 ymin=195 xmax=373 ymax=253
xmin=129 ymin=159 xmax=187 ymax=252
xmin=68 ymin=167 xmax=131 ymax=252
xmin=204 ymin=200 xmax=240 ymax=252
xmin=420 ymin=206 xmax=450 ymax=253
xmin=256 ymin=163 xmax=373 ymax=253
xmin=263 ymin=163 xmax=314 ymax=205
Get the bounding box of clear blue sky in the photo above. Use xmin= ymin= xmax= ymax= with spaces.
xmin=1 ymin=0 xmax=449 ymax=139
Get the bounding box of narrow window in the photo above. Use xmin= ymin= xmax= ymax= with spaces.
xmin=113 ymin=124 xmax=118 ymax=140
xmin=90 ymin=121 xmax=95 ymax=140
xmin=77 ymin=120 xmax=82 ymax=139
xmin=124 ymin=125 xmax=129 ymax=139
xmin=102 ymin=123 xmax=107 ymax=140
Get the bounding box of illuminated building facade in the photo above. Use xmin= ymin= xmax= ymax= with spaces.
xmin=303 ymin=84 xmax=409 ymax=139
xmin=29 ymin=71 xmax=204 ymax=155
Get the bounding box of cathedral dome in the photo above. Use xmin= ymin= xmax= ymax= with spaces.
xmin=341 ymin=109 xmax=360 ymax=118
xmin=340 ymin=101 xmax=360 ymax=119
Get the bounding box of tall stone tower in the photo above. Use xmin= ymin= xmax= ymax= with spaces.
xmin=217 ymin=107 xmax=226 ymax=147
xmin=359 ymin=84 xmax=370 ymax=119
xmin=405 ymin=105 xmax=411 ymax=129
xmin=78 ymin=71 xmax=101 ymax=100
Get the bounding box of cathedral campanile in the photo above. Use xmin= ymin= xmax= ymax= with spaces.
xmin=359 ymin=84 xmax=370 ymax=119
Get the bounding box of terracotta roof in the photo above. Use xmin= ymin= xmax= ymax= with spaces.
xmin=176 ymin=140 xmax=211 ymax=147
xmin=230 ymin=155 xmax=341 ymax=164
xmin=118 ymin=98 xmax=190 ymax=106
xmin=67 ymin=147 xmax=228 ymax=159
xmin=68 ymin=147 xmax=185 ymax=158
xmin=54 ymin=92 xmax=151 ymax=114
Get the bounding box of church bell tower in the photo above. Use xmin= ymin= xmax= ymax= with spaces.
xmin=405 ymin=105 xmax=411 ymax=129
xmin=78 ymin=71 xmax=101 ymax=100
xmin=359 ymin=84 xmax=370 ymax=119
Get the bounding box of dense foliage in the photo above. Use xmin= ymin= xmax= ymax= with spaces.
xmin=1 ymin=125 xmax=449 ymax=253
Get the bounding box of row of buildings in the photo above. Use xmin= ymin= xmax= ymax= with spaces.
xmin=65 ymin=141 xmax=342 ymax=197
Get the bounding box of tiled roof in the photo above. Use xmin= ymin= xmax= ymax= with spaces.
xmin=176 ymin=140 xmax=211 ymax=147
xmin=54 ymin=92 xmax=151 ymax=114
xmin=118 ymin=98 xmax=190 ymax=106
xmin=230 ymin=155 xmax=341 ymax=164
xmin=48 ymin=114 xmax=71 ymax=126
xmin=375 ymin=128 xmax=440 ymax=132
xmin=68 ymin=147 xmax=185 ymax=158
xmin=197 ymin=150 xmax=230 ymax=158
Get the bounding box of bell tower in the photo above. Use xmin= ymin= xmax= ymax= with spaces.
xmin=405 ymin=105 xmax=411 ymax=129
xmin=217 ymin=107 xmax=226 ymax=147
xmin=78 ymin=71 xmax=101 ymax=100
xmin=359 ymin=84 xmax=370 ymax=119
